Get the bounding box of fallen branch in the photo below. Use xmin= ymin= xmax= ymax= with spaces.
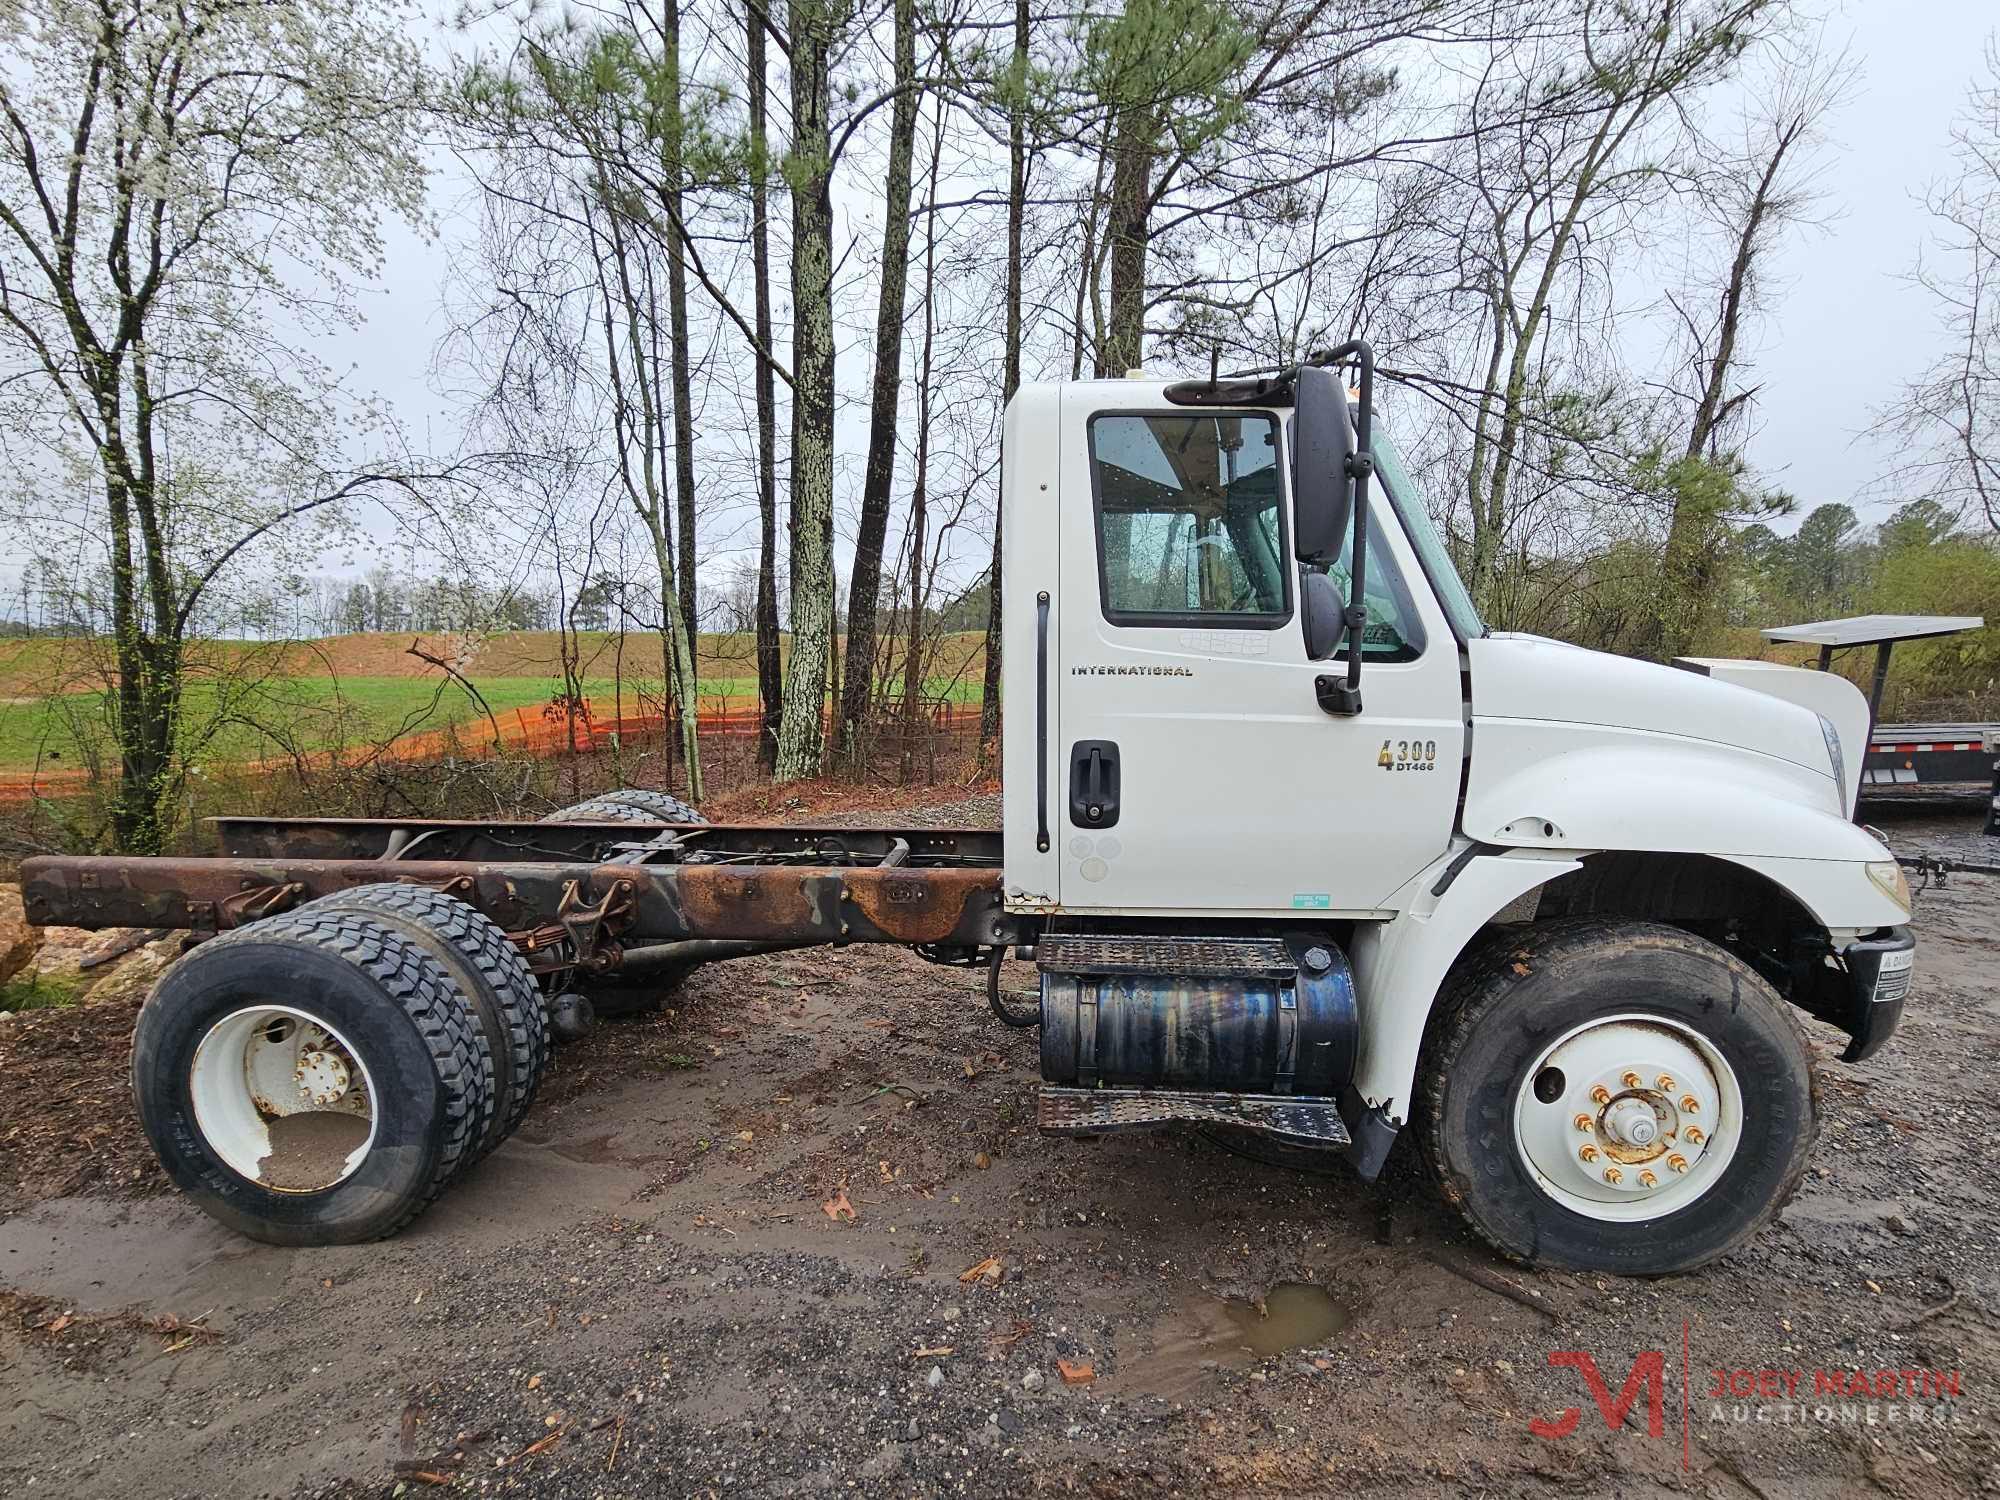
xmin=1424 ymin=1250 xmax=1561 ymax=1322
xmin=1893 ymin=1293 xmax=1961 ymax=1330
xmin=79 ymin=928 xmax=169 ymax=970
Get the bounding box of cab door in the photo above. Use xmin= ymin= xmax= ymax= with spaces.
xmin=1052 ymin=387 xmax=1464 ymax=916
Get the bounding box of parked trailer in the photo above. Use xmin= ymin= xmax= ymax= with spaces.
xmin=1752 ymin=615 xmax=1993 ymax=807
xmin=23 ymin=349 xmax=1918 ymax=1276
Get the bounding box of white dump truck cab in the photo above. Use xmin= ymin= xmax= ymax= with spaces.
xmin=998 ymin=350 xmax=1914 ymax=1274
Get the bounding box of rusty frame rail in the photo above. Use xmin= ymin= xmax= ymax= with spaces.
xmin=207 ymin=816 xmax=1003 ymax=867
xmin=20 ymin=854 xmax=1012 ymax=956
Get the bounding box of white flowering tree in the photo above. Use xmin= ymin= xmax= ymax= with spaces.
xmin=0 ymin=0 xmax=436 ymax=850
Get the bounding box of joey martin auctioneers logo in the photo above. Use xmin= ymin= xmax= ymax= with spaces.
xmin=1529 ymin=1324 xmax=1968 ymax=1468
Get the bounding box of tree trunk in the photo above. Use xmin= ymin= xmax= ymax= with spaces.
xmin=747 ymin=0 xmax=782 ymax=774
xmin=665 ymin=0 xmax=701 ymax=659
xmin=774 ymin=0 xmax=837 ymax=782
xmin=979 ymin=0 xmax=1028 ymax=770
xmin=903 ymin=92 xmax=944 ymax=784
xmin=838 ymin=0 xmax=920 ymax=770
xmin=1103 ymin=107 xmax=1152 ymax=375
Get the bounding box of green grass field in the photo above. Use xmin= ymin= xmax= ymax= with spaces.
xmin=0 ymin=662 xmax=986 ymax=771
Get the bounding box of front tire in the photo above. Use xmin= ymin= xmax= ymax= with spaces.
xmin=1415 ymin=919 xmax=1816 ymax=1276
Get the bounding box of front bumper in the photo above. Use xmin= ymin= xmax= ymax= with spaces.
xmin=1824 ymin=927 xmax=1916 ymax=1063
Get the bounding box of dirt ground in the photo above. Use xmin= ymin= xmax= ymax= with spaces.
xmin=1 ymin=801 xmax=1997 ymax=1499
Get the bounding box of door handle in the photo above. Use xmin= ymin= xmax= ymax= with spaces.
xmin=1068 ymin=740 xmax=1121 ymax=829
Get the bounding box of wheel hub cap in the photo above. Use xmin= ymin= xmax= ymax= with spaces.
xmin=1513 ymin=1014 xmax=1742 ymax=1222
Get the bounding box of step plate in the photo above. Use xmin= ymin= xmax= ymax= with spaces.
xmin=1038 ymin=1086 xmax=1351 ymax=1146
xmin=1036 ymin=934 xmax=1295 ymax=979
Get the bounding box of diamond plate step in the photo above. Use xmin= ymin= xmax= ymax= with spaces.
xmin=1038 ymin=1086 xmax=1350 ymax=1146
xmin=1036 ymin=934 xmax=1295 ymax=979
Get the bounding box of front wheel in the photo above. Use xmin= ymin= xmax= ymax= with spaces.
xmin=1415 ymin=919 xmax=1816 ymax=1276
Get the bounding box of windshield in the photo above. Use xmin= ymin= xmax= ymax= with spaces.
xmin=1370 ymin=425 xmax=1486 ymax=641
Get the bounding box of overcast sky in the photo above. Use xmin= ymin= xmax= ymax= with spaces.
xmin=258 ymin=0 xmax=2000 ymax=593
xmin=1747 ymin=1 xmax=1993 ymax=524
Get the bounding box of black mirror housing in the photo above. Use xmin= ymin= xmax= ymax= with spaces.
xmin=1301 ymin=567 xmax=1343 ymax=661
xmin=1291 ymin=341 xmax=1375 ymax=716
xmin=1292 ymin=365 xmax=1353 ymax=566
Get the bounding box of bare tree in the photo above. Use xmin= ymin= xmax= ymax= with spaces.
xmin=747 ymin=0 xmax=785 ymax=773
xmin=1444 ymin=0 xmax=1772 ymax=612
xmin=1648 ymin=42 xmax=1848 ymax=655
xmin=979 ymin=0 xmax=1030 ymax=771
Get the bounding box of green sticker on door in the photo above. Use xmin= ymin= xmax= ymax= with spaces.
xmin=1291 ymin=893 xmax=1331 ymax=909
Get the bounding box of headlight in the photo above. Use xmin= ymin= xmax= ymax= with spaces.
xmin=1866 ymin=860 xmax=1912 ymax=915
xmin=1818 ymin=713 xmax=1846 ymax=801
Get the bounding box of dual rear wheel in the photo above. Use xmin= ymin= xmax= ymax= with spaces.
xmin=134 ymin=787 xmax=706 ymax=1244
xmin=133 ymin=888 xmax=547 ymax=1245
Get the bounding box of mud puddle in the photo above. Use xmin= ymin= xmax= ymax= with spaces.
xmin=1114 ymin=1281 xmax=1354 ymax=1398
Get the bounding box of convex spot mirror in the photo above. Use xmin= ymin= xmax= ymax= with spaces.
xmin=1301 ymin=569 xmax=1344 ymax=662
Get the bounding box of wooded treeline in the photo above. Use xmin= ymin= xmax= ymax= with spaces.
xmin=4 ymin=0 xmax=2000 ymax=848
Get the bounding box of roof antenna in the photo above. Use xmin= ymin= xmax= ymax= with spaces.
xmin=1209 ymin=345 xmax=1220 ymax=386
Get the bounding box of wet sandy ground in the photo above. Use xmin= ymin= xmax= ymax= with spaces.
xmin=1 ymin=809 xmax=1997 ymax=1498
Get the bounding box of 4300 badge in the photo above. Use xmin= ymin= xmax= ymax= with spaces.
xmin=1378 ymin=739 xmax=1439 ymax=772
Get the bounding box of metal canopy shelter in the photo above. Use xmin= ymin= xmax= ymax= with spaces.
xmin=1761 ymin=614 xmax=1986 ymax=722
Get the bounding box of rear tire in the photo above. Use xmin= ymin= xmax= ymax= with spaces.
xmin=1414 ymin=918 xmax=1816 ymax=1276
xmin=587 ymin=788 xmax=708 ymax=824
xmin=541 ymin=798 xmax=660 ymax=824
xmin=307 ymin=884 xmax=548 ymax=1156
xmin=543 ymin=792 xmax=709 ymax=1011
xmin=131 ymin=909 xmax=493 ymax=1245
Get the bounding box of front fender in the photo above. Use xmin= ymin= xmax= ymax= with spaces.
xmin=1349 ymin=848 xmax=1581 ymax=1120
xmin=1349 ymin=837 xmax=1907 ymax=1130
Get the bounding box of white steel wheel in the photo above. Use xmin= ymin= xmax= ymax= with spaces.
xmin=1418 ymin=919 xmax=1815 ymax=1275
xmin=188 ymin=1004 xmax=378 ymax=1193
xmin=1511 ymin=1012 xmax=1743 ymax=1222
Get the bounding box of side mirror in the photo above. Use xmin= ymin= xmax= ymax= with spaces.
xmin=1292 ymin=365 xmax=1353 ymax=566
xmin=1301 ymin=568 xmax=1343 ymax=661
xmin=1291 ymin=342 xmax=1375 ymax=717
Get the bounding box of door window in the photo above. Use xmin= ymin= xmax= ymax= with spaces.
xmin=1087 ymin=413 xmax=1290 ymax=628
xmin=1314 ymin=510 xmax=1427 ymax=661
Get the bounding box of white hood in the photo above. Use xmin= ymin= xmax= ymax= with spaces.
xmin=1467 ymin=633 xmax=1835 ymax=780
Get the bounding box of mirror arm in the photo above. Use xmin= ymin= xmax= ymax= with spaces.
xmin=1314 ymin=339 xmax=1374 ymax=707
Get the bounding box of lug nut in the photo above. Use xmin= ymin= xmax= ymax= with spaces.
xmin=1684 ymin=1125 xmax=1705 ymax=1145
xmin=1573 ymin=1114 xmax=1594 ymax=1133
xmin=1680 ymin=1096 xmax=1700 ymax=1114
xmin=1603 ymin=1167 xmax=1623 ymax=1185
xmin=1579 ymin=1145 xmax=1599 ymax=1163
xmin=1668 ymin=1153 xmax=1689 ymax=1174
xmin=1590 ymin=1085 xmax=1611 ymax=1105
xmin=1656 ymin=1074 xmax=1676 ymax=1091
xmin=1622 ymin=1071 xmax=1642 ymax=1089
xmin=1638 ymin=1169 xmax=1658 ymax=1187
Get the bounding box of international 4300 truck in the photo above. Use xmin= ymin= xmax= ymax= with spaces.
xmin=22 ymin=346 xmax=1914 ymax=1277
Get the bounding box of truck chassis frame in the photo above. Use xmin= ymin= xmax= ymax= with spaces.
xmin=22 ymin=817 xmax=1022 ymax=974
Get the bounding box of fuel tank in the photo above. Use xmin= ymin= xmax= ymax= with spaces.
xmin=1038 ymin=934 xmax=1356 ymax=1095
